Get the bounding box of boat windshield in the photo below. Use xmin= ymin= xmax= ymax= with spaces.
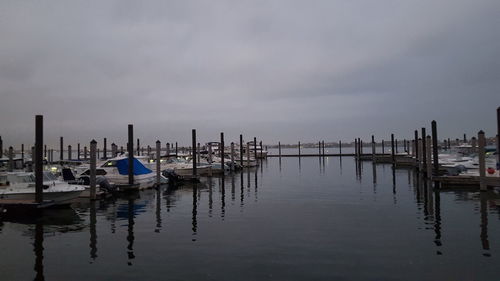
xmin=102 ymin=160 xmax=118 ymax=167
xmin=15 ymin=174 xmax=36 ymax=183
xmin=43 ymin=172 xmax=58 ymax=181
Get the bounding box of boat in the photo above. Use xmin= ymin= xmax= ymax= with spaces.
xmin=0 ymin=171 xmax=84 ymax=205
xmin=78 ymin=155 xmax=156 ymax=190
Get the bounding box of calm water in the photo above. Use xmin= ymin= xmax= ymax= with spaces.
xmin=1 ymin=157 xmax=499 ymax=280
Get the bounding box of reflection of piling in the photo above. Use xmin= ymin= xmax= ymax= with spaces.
xmin=478 ymin=130 xmax=486 ymax=191
xmin=90 ymin=139 xmax=97 ymax=200
xmin=35 ymin=115 xmax=43 ymax=203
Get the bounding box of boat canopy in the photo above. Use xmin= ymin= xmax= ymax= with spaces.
xmin=116 ymin=158 xmax=152 ymax=175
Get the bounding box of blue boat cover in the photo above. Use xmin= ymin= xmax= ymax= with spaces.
xmin=116 ymin=158 xmax=152 ymax=175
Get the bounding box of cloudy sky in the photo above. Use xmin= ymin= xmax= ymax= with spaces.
xmin=0 ymin=0 xmax=499 ymax=147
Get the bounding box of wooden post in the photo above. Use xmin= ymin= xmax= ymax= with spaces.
xmin=447 ymin=138 xmax=451 ymax=149
xmin=0 ymin=136 xmax=2 ymax=158
xmin=21 ymin=144 xmax=24 ymax=167
xmin=418 ymin=138 xmax=423 ymax=171
xmin=322 ymin=140 xmax=325 ymax=156
xmin=422 ymin=128 xmax=427 ymax=172
xmin=431 ymin=120 xmax=439 ymax=176
xmin=411 ymin=140 xmax=416 ymax=157
xmin=403 ymin=139 xmax=407 ymax=152
xmin=136 ymin=138 xmax=140 ymax=156
xmin=246 ymin=142 xmax=250 ymax=167
xmin=339 ymin=140 xmax=342 ymax=156
xmin=197 ymin=143 xmax=200 ymax=163
xmin=318 ymin=141 xmax=321 ymax=156
xmin=120 ymin=146 xmax=124 ymax=154
xmin=156 ymin=140 xmax=161 ymax=186
xmin=103 ymin=138 xmax=107 ymax=160
xmin=192 ymin=129 xmax=197 ymax=177
xmin=414 ymin=130 xmax=419 ymax=160
xmin=354 ymin=139 xmax=358 ymax=158
xmin=360 ymin=139 xmax=363 ymax=155
xmin=44 ymin=144 xmax=47 ymax=159
xmin=426 ymin=136 xmax=432 ymax=178
xmin=8 ymin=146 xmax=14 ymax=172
xmin=60 ymin=136 xmax=63 ymax=161
xmin=166 ymin=143 xmax=170 ymax=156
xmin=259 ymin=141 xmax=263 ymax=158
xmin=97 ymin=148 xmax=100 ymax=160
xmin=84 ymin=146 xmax=88 ymax=160
xmin=220 ymin=132 xmax=225 ymax=169
xmin=463 ymin=134 xmax=467 ymax=144
xmin=278 ymin=142 xmax=282 ymax=158
xmin=175 ymin=142 xmax=178 ymax=155
xmin=391 ymin=134 xmax=395 ymax=163
xmin=371 ymin=135 xmax=375 ymax=162
xmin=90 ymin=139 xmax=97 ymax=200
xmin=77 ymin=143 xmax=80 ymax=160
xmin=35 ymin=115 xmax=43 ymax=204
xmin=208 ymin=142 xmax=213 ymax=164
xmin=298 ymin=141 xmax=301 ymax=157
xmin=381 ymin=140 xmax=384 ymax=154
xmin=478 ymin=131 xmax=486 ymax=191
xmin=50 ymin=149 xmax=54 ymax=164
xmin=230 ymin=142 xmax=235 ymax=171
xmin=497 ymin=107 xmax=500 ymax=171
xmin=68 ymin=145 xmax=72 ymax=160
xmin=111 ymin=143 xmax=116 ymax=157
xmin=395 ymin=139 xmax=398 ymax=154
xmin=254 ymin=137 xmax=257 ymax=160
xmin=128 ymin=125 xmax=134 ymax=185
xmin=239 ymin=135 xmax=243 ymax=164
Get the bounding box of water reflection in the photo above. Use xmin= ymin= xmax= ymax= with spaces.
xmin=192 ymin=184 xmax=198 ymax=241
xmin=155 ymin=187 xmax=162 ymax=233
xmin=89 ymin=201 xmax=97 ymax=261
xmin=372 ymin=162 xmax=377 ymax=193
xmin=33 ymin=221 xmax=44 ymax=281
xmin=231 ymin=174 xmax=236 ymax=202
xmin=480 ymin=192 xmax=490 ymax=256
xmin=221 ymin=175 xmax=226 ymax=219
xmin=254 ymin=168 xmax=258 ymax=203
xmin=240 ymin=172 xmax=244 ymax=208
xmin=434 ymin=190 xmax=442 ymax=255
xmin=127 ymin=199 xmax=135 ymax=265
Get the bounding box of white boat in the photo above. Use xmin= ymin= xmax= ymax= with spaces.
xmin=0 ymin=171 xmax=84 ymax=204
xmin=157 ymin=157 xmax=212 ymax=176
xmin=78 ymin=155 xmax=156 ymax=190
xmin=247 ymin=142 xmax=268 ymax=158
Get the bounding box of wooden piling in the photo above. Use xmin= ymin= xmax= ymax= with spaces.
xmin=395 ymin=139 xmax=398 ymax=154
xmin=220 ymin=132 xmax=225 ymax=169
xmin=391 ymin=134 xmax=395 ymax=163
xmin=0 ymin=136 xmax=2 ymax=158
xmin=166 ymin=143 xmax=170 ymax=156
xmin=103 ymin=138 xmax=107 ymax=159
xmin=497 ymin=107 xmax=500 ymax=171
xmin=230 ymin=142 xmax=235 ymax=170
xmin=411 ymin=140 xmax=416 ymax=157
xmin=192 ymin=129 xmax=197 ymax=177
xmin=246 ymin=142 xmax=250 ymax=167
xmin=339 ymin=140 xmax=342 ymax=156
xmin=463 ymin=134 xmax=467 ymax=144
xmin=259 ymin=141 xmax=263 ymax=158
xmin=426 ymin=136 xmax=432 ymax=178
xmin=278 ymin=142 xmax=282 ymax=158
xmin=77 ymin=143 xmax=80 ymax=160
xmin=8 ymin=146 xmax=14 ymax=172
xmin=44 ymin=145 xmax=47 ymax=159
xmin=414 ymin=130 xmax=419 ymax=160
xmin=239 ymin=135 xmax=243 ymax=164
xmin=354 ymin=139 xmax=358 ymax=158
xmin=478 ymin=131 xmax=486 ymax=191
xmin=90 ymin=139 xmax=97 ymax=200
xmin=111 ymin=143 xmax=116 ymax=158
xmin=175 ymin=142 xmax=178 ymax=156
xmin=418 ymin=138 xmax=423 ymax=171
xmin=360 ymin=139 xmax=363 ymax=155
xmin=208 ymin=142 xmax=213 ymax=164
xmin=84 ymin=146 xmax=88 ymax=160
xmin=318 ymin=141 xmax=321 ymax=156
xmin=298 ymin=141 xmax=301 ymax=157
xmin=381 ymin=140 xmax=384 ymax=154
xmin=128 ymin=125 xmax=134 ymax=185
xmin=68 ymin=145 xmax=72 ymax=160
xmin=136 ymin=138 xmax=140 ymax=156
xmin=254 ymin=137 xmax=257 ymax=160
xmin=97 ymin=148 xmax=100 ymax=160
xmin=21 ymin=144 xmax=24 ymax=166
xmin=431 ymin=120 xmax=439 ymax=175
xmin=447 ymin=138 xmax=451 ymax=149
xmin=421 ymin=128 xmax=427 ymax=172
xmin=371 ymin=135 xmax=375 ymax=161
xmin=60 ymin=136 xmax=63 ymax=161
xmin=156 ymin=140 xmax=161 ymax=186
xmin=35 ymin=115 xmax=43 ymax=204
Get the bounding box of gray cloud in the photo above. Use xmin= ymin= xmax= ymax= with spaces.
xmin=0 ymin=0 xmax=499 ymax=148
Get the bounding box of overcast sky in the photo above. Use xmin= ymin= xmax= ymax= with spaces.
xmin=0 ymin=0 xmax=499 ymax=147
